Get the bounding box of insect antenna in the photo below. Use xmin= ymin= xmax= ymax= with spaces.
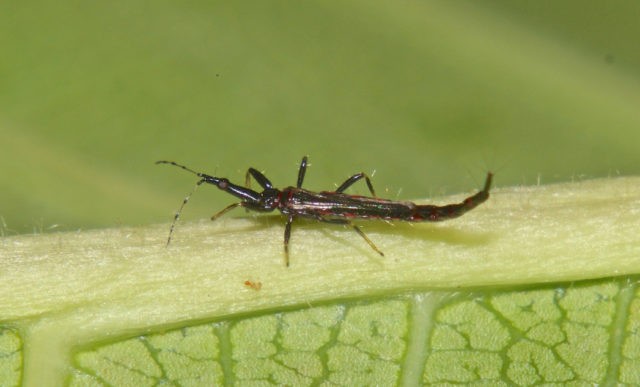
xmin=156 ymin=161 xmax=213 ymax=246
xmin=165 ymin=178 xmax=205 ymax=246
xmin=156 ymin=160 xmax=203 ymax=177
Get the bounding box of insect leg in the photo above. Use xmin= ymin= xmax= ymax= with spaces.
xmin=211 ymin=202 xmax=243 ymax=220
xmin=335 ymin=172 xmax=376 ymax=197
xmin=283 ymin=215 xmax=294 ymax=267
xmin=245 ymin=168 xmax=273 ymax=190
xmin=296 ymin=156 xmax=308 ymax=188
xmin=317 ymin=217 xmax=384 ymax=257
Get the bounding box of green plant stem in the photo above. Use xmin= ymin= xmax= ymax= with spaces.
xmin=1 ymin=176 xmax=639 ymax=385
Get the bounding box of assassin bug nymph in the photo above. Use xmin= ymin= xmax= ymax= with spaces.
xmin=157 ymin=156 xmax=492 ymax=267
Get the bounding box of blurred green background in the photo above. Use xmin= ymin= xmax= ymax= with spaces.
xmin=1 ymin=0 xmax=639 ymax=234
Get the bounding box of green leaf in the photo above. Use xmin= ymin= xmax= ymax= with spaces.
xmin=2 ymin=0 xmax=640 ymax=385
xmin=2 ymin=177 xmax=640 ymax=385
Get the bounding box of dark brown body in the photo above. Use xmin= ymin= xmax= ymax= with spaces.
xmin=158 ymin=156 xmax=493 ymax=266
xmin=278 ymin=184 xmax=491 ymax=223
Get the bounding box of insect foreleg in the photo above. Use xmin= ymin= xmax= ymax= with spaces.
xmin=245 ymin=168 xmax=273 ymax=190
xmin=211 ymin=202 xmax=243 ymax=220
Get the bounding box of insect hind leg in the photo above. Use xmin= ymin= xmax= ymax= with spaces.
xmin=316 ymin=216 xmax=384 ymax=257
xmin=245 ymin=168 xmax=273 ymax=190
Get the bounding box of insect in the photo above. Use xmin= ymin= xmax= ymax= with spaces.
xmin=157 ymin=156 xmax=492 ymax=266
xmin=244 ymin=280 xmax=263 ymax=291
